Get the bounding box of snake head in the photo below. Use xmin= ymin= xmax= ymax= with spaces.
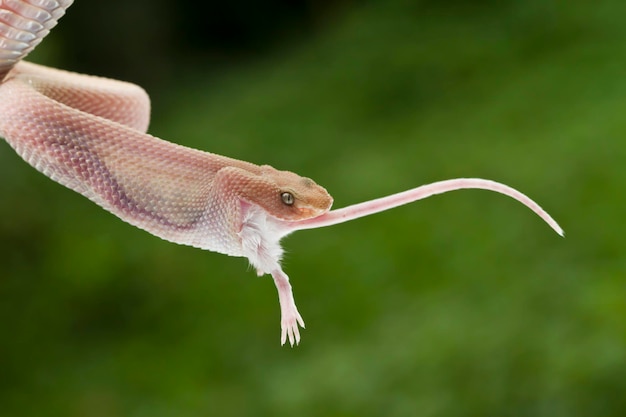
xmin=218 ymin=165 xmax=333 ymax=222
xmin=256 ymin=165 xmax=333 ymax=221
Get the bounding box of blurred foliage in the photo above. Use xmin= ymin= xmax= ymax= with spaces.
xmin=1 ymin=0 xmax=625 ymax=416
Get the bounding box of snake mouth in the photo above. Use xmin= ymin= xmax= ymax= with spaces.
xmin=265 ymin=204 xmax=330 ymax=222
xmin=295 ymin=206 xmax=326 ymax=219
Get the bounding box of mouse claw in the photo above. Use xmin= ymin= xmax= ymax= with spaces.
xmin=280 ymin=308 xmax=305 ymax=347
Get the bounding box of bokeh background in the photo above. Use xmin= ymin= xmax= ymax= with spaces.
xmin=1 ymin=0 xmax=624 ymax=416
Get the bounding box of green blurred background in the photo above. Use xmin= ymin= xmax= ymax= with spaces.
xmin=1 ymin=0 xmax=624 ymax=416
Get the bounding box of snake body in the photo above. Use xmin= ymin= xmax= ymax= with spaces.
xmin=0 ymin=2 xmax=332 ymax=257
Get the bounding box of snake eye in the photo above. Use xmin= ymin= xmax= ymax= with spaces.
xmin=281 ymin=192 xmax=295 ymax=206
